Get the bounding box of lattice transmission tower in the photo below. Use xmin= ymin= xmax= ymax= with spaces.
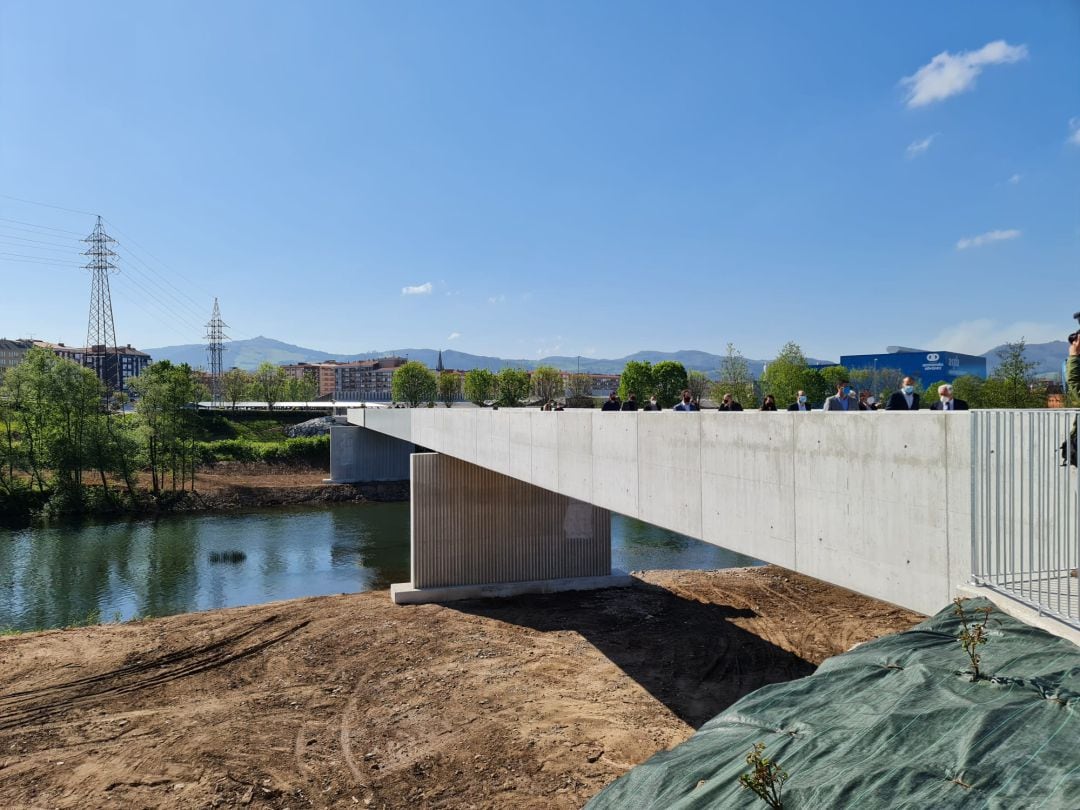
xmin=205 ymin=298 xmax=229 ymax=404
xmin=83 ymin=215 xmax=122 ymax=391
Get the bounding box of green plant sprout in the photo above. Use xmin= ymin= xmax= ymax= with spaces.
xmin=738 ymin=742 xmax=788 ymax=809
xmin=953 ymin=598 xmax=992 ymax=681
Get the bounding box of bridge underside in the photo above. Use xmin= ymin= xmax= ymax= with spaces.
xmin=336 ymin=409 xmax=975 ymax=615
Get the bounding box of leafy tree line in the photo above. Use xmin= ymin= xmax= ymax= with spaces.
xmin=388 ymin=339 xmax=1052 ymax=411
xmin=0 ymin=350 xmax=339 ymax=515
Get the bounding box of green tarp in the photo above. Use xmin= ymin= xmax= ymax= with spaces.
xmin=587 ymin=599 xmax=1080 ymax=809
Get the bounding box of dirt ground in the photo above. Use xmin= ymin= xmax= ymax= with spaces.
xmin=0 ymin=567 xmax=923 ymax=809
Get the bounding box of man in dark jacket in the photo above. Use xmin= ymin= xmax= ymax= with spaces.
xmin=621 ymin=394 xmax=638 ymax=411
xmin=601 ymin=392 xmax=621 ymax=411
xmin=718 ymin=393 xmax=743 ymax=411
xmin=930 ymin=384 xmax=968 ymax=411
xmin=787 ymin=390 xmax=812 ymax=411
xmin=885 ymin=377 xmax=920 ymax=410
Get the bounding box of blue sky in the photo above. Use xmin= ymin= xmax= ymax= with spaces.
xmin=1 ymin=1 xmax=1078 ymax=363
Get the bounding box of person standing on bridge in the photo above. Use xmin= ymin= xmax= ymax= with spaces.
xmin=930 ymin=384 xmax=968 ymax=411
xmin=822 ymin=380 xmax=857 ymax=411
xmin=787 ymin=390 xmax=812 ymax=411
xmin=885 ymin=377 xmax=920 ymax=410
xmin=718 ymin=393 xmax=743 ymax=411
xmin=601 ymin=392 xmax=621 ymax=411
xmin=621 ymin=394 xmax=639 ymax=411
xmin=673 ymin=390 xmax=698 ymax=411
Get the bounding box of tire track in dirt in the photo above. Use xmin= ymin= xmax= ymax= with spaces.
xmin=0 ymin=620 xmax=309 ymax=732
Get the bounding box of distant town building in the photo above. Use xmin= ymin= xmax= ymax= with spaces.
xmin=281 ymin=356 xmax=409 ymax=401
xmin=82 ymin=344 xmax=153 ymax=392
xmin=839 ymin=348 xmax=987 ymax=382
xmin=0 ymin=338 xmax=34 ymax=378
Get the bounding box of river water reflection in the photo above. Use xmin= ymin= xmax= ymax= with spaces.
xmin=0 ymin=503 xmax=758 ymax=632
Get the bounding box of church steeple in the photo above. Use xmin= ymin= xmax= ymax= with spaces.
xmin=436 ymin=350 xmax=444 ymax=372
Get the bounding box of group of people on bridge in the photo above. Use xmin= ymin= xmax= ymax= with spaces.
xmin=598 ymin=375 xmax=970 ymax=413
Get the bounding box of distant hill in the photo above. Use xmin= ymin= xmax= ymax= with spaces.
xmin=145 ymin=335 xmax=1068 ymax=378
xmin=144 ymin=337 xmax=835 ymax=377
xmin=982 ymin=340 xmax=1067 ymax=376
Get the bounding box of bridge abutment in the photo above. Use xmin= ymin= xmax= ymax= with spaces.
xmin=391 ymin=452 xmax=630 ymax=604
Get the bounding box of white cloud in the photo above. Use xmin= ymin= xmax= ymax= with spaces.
xmin=401 ymin=282 xmax=432 ymax=296
xmin=447 ymin=331 xmax=461 ymax=341
xmin=1008 ymin=173 xmax=1023 ymax=184
xmin=905 ymin=134 xmax=938 ymax=159
xmin=927 ymin=319 xmax=1061 ymax=355
xmin=487 ymin=294 xmax=506 ymax=305
xmin=956 ymin=229 xmax=1021 ymax=250
xmin=1068 ymin=118 xmax=1080 ymax=147
xmin=901 ymin=40 xmax=1027 ymax=108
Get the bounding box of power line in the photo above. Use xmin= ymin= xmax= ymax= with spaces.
xmin=0 ymin=216 xmax=85 ymax=235
xmin=0 ymin=251 xmax=84 ymax=266
xmin=0 ymin=192 xmax=97 ymax=217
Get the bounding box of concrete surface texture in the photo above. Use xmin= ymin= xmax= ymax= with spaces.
xmin=398 ymin=452 xmax=615 ymax=603
xmin=348 ymin=408 xmax=974 ymax=616
xmin=329 ymin=424 xmax=413 ymax=483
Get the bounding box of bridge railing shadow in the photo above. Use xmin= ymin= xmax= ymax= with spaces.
xmin=449 ymin=578 xmax=814 ymax=729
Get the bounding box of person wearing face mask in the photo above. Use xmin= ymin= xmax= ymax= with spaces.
xmin=930 ymin=384 xmax=968 ymax=411
xmin=822 ymin=380 xmax=857 ymax=411
xmin=673 ymin=389 xmax=698 ymax=411
xmin=718 ymin=393 xmax=743 ymax=411
xmin=642 ymin=394 xmax=661 ymax=411
xmin=858 ymin=390 xmax=878 ymax=411
xmin=787 ymin=390 xmax=812 ymax=411
xmin=885 ymin=377 xmax=921 ymax=411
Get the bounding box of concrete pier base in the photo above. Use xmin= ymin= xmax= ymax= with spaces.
xmin=391 ymin=571 xmax=632 ymax=605
xmin=393 ymin=452 xmax=616 ymax=605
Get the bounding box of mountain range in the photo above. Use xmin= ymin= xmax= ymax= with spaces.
xmin=144 ymin=336 xmax=1068 ymax=377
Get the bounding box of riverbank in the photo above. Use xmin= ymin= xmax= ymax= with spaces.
xmin=0 ymin=465 xmax=407 ymax=526
xmin=0 ymin=566 xmax=922 ymax=809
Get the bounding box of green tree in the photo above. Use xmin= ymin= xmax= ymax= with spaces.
xmin=951 ymin=374 xmax=985 ymax=408
xmin=564 ymin=373 xmax=595 ymax=408
xmin=222 ymin=368 xmax=251 ymax=409
xmin=982 ymin=339 xmax=1043 ymax=408
xmin=391 ymin=361 xmax=437 ymax=407
xmin=618 ymin=361 xmax=654 ymax=402
xmin=253 ymin=362 xmax=288 ymax=411
xmin=437 ymin=371 xmax=462 ymax=407
xmin=686 ymin=371 xmax=710 ymax=406
xmin=849 ymin=366 xmax=905 ymax=404
xmin=922 ymin=379 xmax=950 ymax=409
xmin=531 ymin=366 xmax=564 ymax=404
xmin=131 ymin=361 xmax=201 ymax=494
xmin=463 ymin=368 xmax=495 ymax=406
xmin=715 ymin=344 xmax=756 ymax=407
xmin=652 ymin=360 xmax=689 ymax=408
xmin=495 ymin=367 xmax=531 ymax=407
xmin=761 ymin=341 xmax=814 ymax=408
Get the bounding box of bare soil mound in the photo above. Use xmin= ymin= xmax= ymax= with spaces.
xmin=0 ymin=567 xmax=921 ymax=809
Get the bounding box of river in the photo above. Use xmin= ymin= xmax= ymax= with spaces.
xmin=0 ymin=503 xmax=758 ymax=633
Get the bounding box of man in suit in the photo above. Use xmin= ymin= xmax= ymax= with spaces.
xmin=822 ymin=380 xmax=857 ymax=411
xmin=930 ymin=384 xmax=968 ymax=411
xmin=673 ymin=389 xmax=698 ymax=411
xmin=718 ymin=393 xmax=743 ymax=411
xmin=601 ymin=392 xmax=621 ymax=411
xmin=885 ymin=377 xmax=920 ymax=411
xmin=787 ymin=390 xmax=812 ymax=411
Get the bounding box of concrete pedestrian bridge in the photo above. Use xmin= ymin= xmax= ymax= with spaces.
xmin=335 ymin=407 xmax=983 ymax=617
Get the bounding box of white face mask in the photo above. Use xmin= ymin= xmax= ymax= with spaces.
xmin=867 ymin=396 xmax=876 ymax=406
xmin=940 ymin=395 xmax=950 ymax=403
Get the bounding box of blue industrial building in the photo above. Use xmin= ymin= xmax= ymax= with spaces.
xmin=839 ymin=348 xmax=987 ymax=382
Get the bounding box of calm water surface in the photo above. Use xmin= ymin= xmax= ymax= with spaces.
xmin=0 ymin=503 xmax=758 ymax=632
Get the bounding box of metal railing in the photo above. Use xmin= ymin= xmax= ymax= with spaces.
xmin=971 ymin=409 xmax=1080 ymax=628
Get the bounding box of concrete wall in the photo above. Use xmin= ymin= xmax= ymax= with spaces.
xmin=348 ymin=408 xmax=974 ymax=615
xmin=410 ymin=452 xmax=611 ymax=589
xmin=329 ymin=424 xmax=413 ymax=483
